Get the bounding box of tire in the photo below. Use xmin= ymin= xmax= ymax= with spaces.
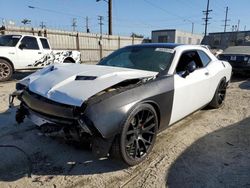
xmin=0 ymin=59 xmax=13 ymax=82
xmin=208 ymin=78 xmax=227 ymax=109
xmin=110 ymin=103 xmax=158 ymax=166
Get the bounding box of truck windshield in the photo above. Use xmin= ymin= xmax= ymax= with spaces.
xmin=98 ymin=46 xmax=174 ymax=72
xmin=0 ymin=35 xmax=21 ymax=47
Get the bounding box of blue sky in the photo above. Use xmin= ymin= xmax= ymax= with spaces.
xmin=0 ymin=0 xmax=248 ymax=37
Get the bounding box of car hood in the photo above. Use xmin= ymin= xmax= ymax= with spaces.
xmin=21 ymin=64 xmax=157 ymax=106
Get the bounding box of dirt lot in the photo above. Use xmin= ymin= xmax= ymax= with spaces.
xmin=0 ymin=74 xmax=250 ymax=188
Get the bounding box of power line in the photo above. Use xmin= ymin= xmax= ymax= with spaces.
xmin=203 ymin=0 xmax=212 ymax=36
xmin=143 ymin=0 xmax=194 ymax=23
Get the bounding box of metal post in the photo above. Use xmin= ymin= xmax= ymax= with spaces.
xmin=86 ymin=17 xmax=90 ymax=33
xmin=223 ymin=7 xmax=229 ymax=32
xmin=108 ymin=0 xmax=112 ymax=35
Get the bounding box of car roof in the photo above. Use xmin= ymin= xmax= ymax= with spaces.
xmin=126 ymin=43 xmax=182 ymax=49
xmin=2 ymin=34 xmax=46 ymax=39
xmin=126 ymin=43 xmax=210 ymax=51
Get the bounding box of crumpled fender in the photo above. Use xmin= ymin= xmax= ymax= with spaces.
xmin=83 ymin=75 xmax=175 ymax=139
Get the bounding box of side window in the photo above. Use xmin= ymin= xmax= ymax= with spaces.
xmin=20 ymin=36 xmax=39 ymax=50
xmin=40 ymin=38 xmax=50 ymax=49
xmin=197 ymin=50 xmax=211 ymax=67
xmin=176 ymin=51 xmax=203 ymax=73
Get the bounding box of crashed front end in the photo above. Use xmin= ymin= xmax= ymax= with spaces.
xmin=10 ymin=86 xmax=109 ymax=155
xmin=9 ymin=64 xmax=158 ymax=157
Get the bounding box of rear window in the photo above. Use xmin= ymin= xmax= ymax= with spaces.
xmin=197 ymin=50 xmax=211 ymax=67
xmin=0 ymin=35 xmax=21 ymax=47
xmin=40 ymin=38 xmax=50 ymax=49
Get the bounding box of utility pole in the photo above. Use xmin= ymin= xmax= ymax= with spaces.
xmin=98 ymin=16 xmax=104 ymax=35
xmin=1 ymin=18 xmax=5 ymax=26
xmin=72 ymin=18 xmax=77 ymax=31
xmin=108 ymin=0 xmax=112 ymax=35
xmin=192 ymin=22 xmax=194 ymax=34
xmin=203 ymin=0 xmax=212 ymax=36
xmin=40 ymin=21 xmax=46 ymax=29
xmin=96 ymin=0 xmax=112 ymax=35
xmin=86 ymin=17 xmax=90 ymax=33
xmin=237 ymin=19 xmax=240 ymax=31
xmin=223 ymin=6 xmax=230 ymax=32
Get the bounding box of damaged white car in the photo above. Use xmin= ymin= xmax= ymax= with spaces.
xmin=10 ymin=43 xmax=232 ymax=165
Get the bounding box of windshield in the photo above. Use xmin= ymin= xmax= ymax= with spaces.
xmin=0 ymin=35 xmax=21 ymax=47
xmin=98 ymin=46 xmax=174 ymax=72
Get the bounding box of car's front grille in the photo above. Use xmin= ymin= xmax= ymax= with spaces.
xmin=22 ymin=90 xmax=76 ymax=119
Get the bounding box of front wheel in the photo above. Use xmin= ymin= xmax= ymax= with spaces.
xmin=111 ymin=103 xmax=158 ymax=166
xmin=0 ymin=59 xmax=13 ymax=82
xmin=208 ymin=78 xmax=227 ymax=108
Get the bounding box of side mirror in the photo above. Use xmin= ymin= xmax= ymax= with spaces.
xmin=19 ymin=43 xmax=27 ymax=50
xmin=182 ymin=61 xmax=196 ymax=78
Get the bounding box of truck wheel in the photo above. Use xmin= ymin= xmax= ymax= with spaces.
xmin=0 ymin=59 xmax=13 ymax=82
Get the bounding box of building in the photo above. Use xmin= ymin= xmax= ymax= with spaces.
xmin=203 ymin=31 xmax=250 ymax=50
xmin=151 ymin=29 xmax=203 ymax=45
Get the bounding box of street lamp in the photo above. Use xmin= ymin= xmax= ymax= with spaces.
xmin=96 ymin=0 xmax=112 ymax=35
xmin=184 ymin=19 xmax=194 ymax=34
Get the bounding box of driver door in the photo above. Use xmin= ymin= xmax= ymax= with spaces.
xmin=169 ymin=50 xmax=211 ymax=124
xmin=16 ymin=36 xmax=44 ymax=68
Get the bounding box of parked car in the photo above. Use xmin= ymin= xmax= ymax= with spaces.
xmin=0 ymin=34 xmax=81 ymax=81
xmin=10 ymin=43 xmax=232 ymax=165
xmin=218 ymin=46 xmax=250 ymax=75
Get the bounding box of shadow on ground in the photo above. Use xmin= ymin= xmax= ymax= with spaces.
xmin=231 ymin=74 xmax=249 ymax=83
xmin=239 ymin=79 xmax=250 ymax=90
xmin=166 ymin=117 xmax=250 ymax=188
xmin=0 ymin=108 xmax=126 ymax=182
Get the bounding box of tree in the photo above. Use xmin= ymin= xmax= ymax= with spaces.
xmin=21 ymin=19 xmax=31 ymax=25
xmin=131 ymin=32 xmax=144 ymax=38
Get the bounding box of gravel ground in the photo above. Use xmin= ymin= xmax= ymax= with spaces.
xmin=0 ymin=73 xmax=249 ymax=188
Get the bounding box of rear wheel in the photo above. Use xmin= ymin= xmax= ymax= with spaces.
xmin=0 ymin=59 xmax=13 ymax=82
xmin=208 ymin=78 xmax=227 ymax=108
xmin=111 ymin=103 xmax=158 ymax=166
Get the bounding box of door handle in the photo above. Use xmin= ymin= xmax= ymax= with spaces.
xmin=205 ymin=72 xmax=209 ymax=76
xmin=38 ymin=52 xmax=42 ymax=54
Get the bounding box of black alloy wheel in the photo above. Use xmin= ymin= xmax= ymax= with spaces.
xmin=208 ymin=78 xmax=227 ymax=108
xmin=118 ymin=103 xmax=158 ymax=166
xmin=217 ymin=80 xmax=227 ymax=105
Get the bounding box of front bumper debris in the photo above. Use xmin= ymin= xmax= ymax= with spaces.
xmin=9 ymin=90 xmax=23 ymax=108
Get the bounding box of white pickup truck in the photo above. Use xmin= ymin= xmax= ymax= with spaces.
xmin=0 ymin=34 xmax=81 ymax=81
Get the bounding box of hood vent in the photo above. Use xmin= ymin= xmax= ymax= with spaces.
xmin=75 ymin=76 xmax=97 ymax=80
